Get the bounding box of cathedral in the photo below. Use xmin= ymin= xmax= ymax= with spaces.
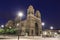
xmin=6 ymin=5 xmax=42 ymax=36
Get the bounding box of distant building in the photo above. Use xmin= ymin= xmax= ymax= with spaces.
xmin=42 ymin=30 xmax=58 ymax=37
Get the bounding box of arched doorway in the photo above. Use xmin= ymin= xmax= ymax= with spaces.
xmin=35 ymin=23 xmax=38 ymax=36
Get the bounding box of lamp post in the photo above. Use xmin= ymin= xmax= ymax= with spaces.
xmin=50 ymin=26 xmax=53 ymax=37
xmin=41 ymin=22 xmax=45 ymax=36
xmin=17 ymin=12 xmax=23 ymax=40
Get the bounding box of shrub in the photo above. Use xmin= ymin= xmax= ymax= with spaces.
xmin=0 ymin=29 xmax=5 ymax=34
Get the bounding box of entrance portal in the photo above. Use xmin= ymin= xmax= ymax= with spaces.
xmin=35 ymin=23 xmax=38 ymax=36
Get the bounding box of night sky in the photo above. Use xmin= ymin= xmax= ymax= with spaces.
xmin=0 ymin=0 xmax=60 ymax=29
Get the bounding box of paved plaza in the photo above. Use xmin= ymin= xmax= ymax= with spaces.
xmin=0 ymin=35 xmax=60 ymax=40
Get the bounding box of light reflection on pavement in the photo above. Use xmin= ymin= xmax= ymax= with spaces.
xmin=0 ymin=36 xmax=59 ymax=40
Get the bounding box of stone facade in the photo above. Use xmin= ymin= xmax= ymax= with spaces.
xmin=15 ymin=5 xmax=42 ymax=36
xmin=6 ymin=5 xmax=42 ymax=36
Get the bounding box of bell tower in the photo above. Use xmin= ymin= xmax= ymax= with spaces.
xmin=26 ymin=5 xmax=42 ymax=36
xmin=27 ymin=5 xmax=34 ymax=15
xmin=26 ymin=5 xmax=36 ymax=36
xmin=35 ymin=10 xmax=41 ymax=18
xmin=35 ymin=10 xmax=42 ymax=36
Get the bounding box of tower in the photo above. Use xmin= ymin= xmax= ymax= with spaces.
xmin=35 ymin=10 xmax=41 ymax=18
xmin=26 ymin=5 xmax=35 ymax=36
xmin=26 ymin=5 xmax=42 ymax=36
xmin=35 ymin=10 xmax=42 ymax=36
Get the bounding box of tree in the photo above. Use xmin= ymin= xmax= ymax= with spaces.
xmin=9 ymin=28 xmax=17 ymax=34
xmin=0 ymin=29 xmax=5 ymax=34
xmin=5 ymin=29 xmax=10 ymax=34
xmin=5 ymin=20 xmax=15 ymax=28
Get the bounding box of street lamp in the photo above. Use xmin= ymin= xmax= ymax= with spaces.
xmin=17 ymin=12 xmax=23 ymax=40
xmin=42 ymin=22 xmax=45 ymax=26
xmin=50 ymin=26 xmax=53 ymax=30
xmin=1 ymin=25 xmax=4 ymax=28
xmin=18 ymin=12 xmax=23 ymax=17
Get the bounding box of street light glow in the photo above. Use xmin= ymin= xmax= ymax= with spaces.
xmin=43 ymin=31 xmax=47 ymax=35
xmin=50 ymin=26 xmax=53 ymax=30
xmin=9 ymin=27 xmax=12 ymax=29
xmin=18 ymin=12 xmax=23 ymax=17
xmin=1 ymin=25 xmax=4 ymax=28
xmin=17 ymin=23 xmax=19 ymax=26
xmin=54 ymin=32 xmax=57 ymax=35
xmin=42 ymin=22 xmax=45 ymax=26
